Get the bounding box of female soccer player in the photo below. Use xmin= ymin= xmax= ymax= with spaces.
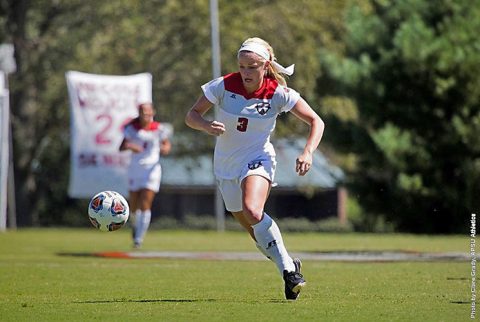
xmin=120 ymin=102 xmax=172 ymax=248
xmin=185 ymin=37 xmax=324 ymax=300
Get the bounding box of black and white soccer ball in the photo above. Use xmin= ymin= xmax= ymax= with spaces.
xmin=88 ymin=191 xmax=129 ymax=232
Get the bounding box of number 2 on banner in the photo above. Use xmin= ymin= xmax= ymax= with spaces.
xmin=237 ymin=117 xmax=248 ymax=132
xmin=95 ymin=114 xmax=113 ymax=144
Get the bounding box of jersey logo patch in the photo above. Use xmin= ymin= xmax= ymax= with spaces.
xmin=255 ymin=100 xmax=271 ymax=115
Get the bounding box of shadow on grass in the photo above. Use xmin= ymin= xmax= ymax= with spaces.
xmin=450 ymin=301 xmax=471 ymax=305
xmin=75 ymin=299 xmax=216 ymax=304
xmin=75 ymin=298 xmax=288 ymax=304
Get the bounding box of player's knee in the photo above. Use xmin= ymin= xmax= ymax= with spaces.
xmin=242 ymin=203 xmax=263 ymax=224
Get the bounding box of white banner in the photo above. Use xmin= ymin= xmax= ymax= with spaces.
xmin=66 ymin=71 xmax=152 ymax=198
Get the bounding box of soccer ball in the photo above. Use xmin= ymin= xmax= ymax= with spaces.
xmin=88 ymin=191 xmax=130 ymax=232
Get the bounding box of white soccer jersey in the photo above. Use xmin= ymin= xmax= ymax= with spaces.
xmin=202 ymin=72 xmax=300 ymax=179
xmin=123 ymin=119 xmax=170 ymax=170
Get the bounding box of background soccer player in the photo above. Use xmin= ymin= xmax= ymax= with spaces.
xmin=120 ymin=102 xmax=172 ymax=248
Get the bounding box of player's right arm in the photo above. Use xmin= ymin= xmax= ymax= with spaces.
xmin=185 ymin=94 xmax=225 ymax=136
xmin=119 ymin=138 xmax=144 ymax=153
xmin=119 ymin=124 xmax=144 ymax=153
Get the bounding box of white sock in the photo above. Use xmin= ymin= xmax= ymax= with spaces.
xmin=252 ymin=213 xmax=295 ymax=274
xmin=134 ymin=209 xmax=151 ymax=244
xmin=131 ymin=209 xmax=141 ymax=233
xmin=256 ymin=242 xmax=272 ymax=261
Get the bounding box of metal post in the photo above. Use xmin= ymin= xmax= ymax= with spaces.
xmin=209 ymin=0 xmax=225 ymax=232
xmin=7 ymin=101 xmax=16 ymax=229
xmin=0 ymin=75 xmax=8 ymax=231
xmin=0 ymin=44 xmax=17 ymax=231
xmin=210 ymin=0 xmax=221 ymax=80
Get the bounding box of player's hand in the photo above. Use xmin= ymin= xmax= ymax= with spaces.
xmin=127 ymin=142 xmax=144 ymax=153
xmin=205 ymin=120 xmax=225 ymax=136
xmin=296 ymin=151 xmax=313 ymax=176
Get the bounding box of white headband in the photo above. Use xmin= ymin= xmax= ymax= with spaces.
xmin=238 ymin=42 xmax=295 ymax=76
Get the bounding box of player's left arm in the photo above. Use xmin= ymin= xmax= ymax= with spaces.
xmin=160 ymin=138 xmax=171 ymax=155
xmin=290 ymin=97 xmax=325 ymax=176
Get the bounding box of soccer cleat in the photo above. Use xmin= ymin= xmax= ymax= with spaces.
xmin=283 ymin=258 xmax=306 ymax=300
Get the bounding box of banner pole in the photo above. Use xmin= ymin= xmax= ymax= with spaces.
xmin=210 ymin=0 xmax=225 ymax=232
xmin=0 ymin=75 xmax=7 ymax=231
xmin=0 ymin=44 xmax=17 ymax=231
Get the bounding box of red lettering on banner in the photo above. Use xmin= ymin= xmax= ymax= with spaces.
xmin=75 ymin=82 xmax=142 ymax=112
xmin=95 ymin=114 xmax=113 ymax=145
xmin=102 ymin=154 xmax=129 ymax=167
xmin=78 ymin=153 xmax=97 ymax=167
xmin=78 ymin=153 xmax=130 ymax=168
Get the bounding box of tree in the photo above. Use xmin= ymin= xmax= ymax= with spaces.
xmin=1 ymin=0 xmax=347 ymax=226
xmin=318 ymin=0 xmax=480 ymax=233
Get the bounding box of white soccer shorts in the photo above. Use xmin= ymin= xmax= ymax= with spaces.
xmin=217 ymin=159 xmax=276 ymax=212
xmin=128 ymin=163 xmax=162 ymax=192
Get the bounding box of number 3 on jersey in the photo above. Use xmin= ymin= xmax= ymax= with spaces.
xmin=237 ymin=117 xmax=249 ymax=132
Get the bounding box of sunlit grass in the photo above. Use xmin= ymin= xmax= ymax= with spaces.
xmin=0 ymin=229 xmax=472 ymax=321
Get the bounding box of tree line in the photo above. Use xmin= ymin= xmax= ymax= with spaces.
xmin=1 ymin=0 xmax=477 ymax=233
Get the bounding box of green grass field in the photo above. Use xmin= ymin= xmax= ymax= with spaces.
xmin=0 ymin=229 xmax=474 ymax=321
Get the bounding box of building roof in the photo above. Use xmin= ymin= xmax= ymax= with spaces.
xmin=161 ymin=138 xmax=343 ymax=190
